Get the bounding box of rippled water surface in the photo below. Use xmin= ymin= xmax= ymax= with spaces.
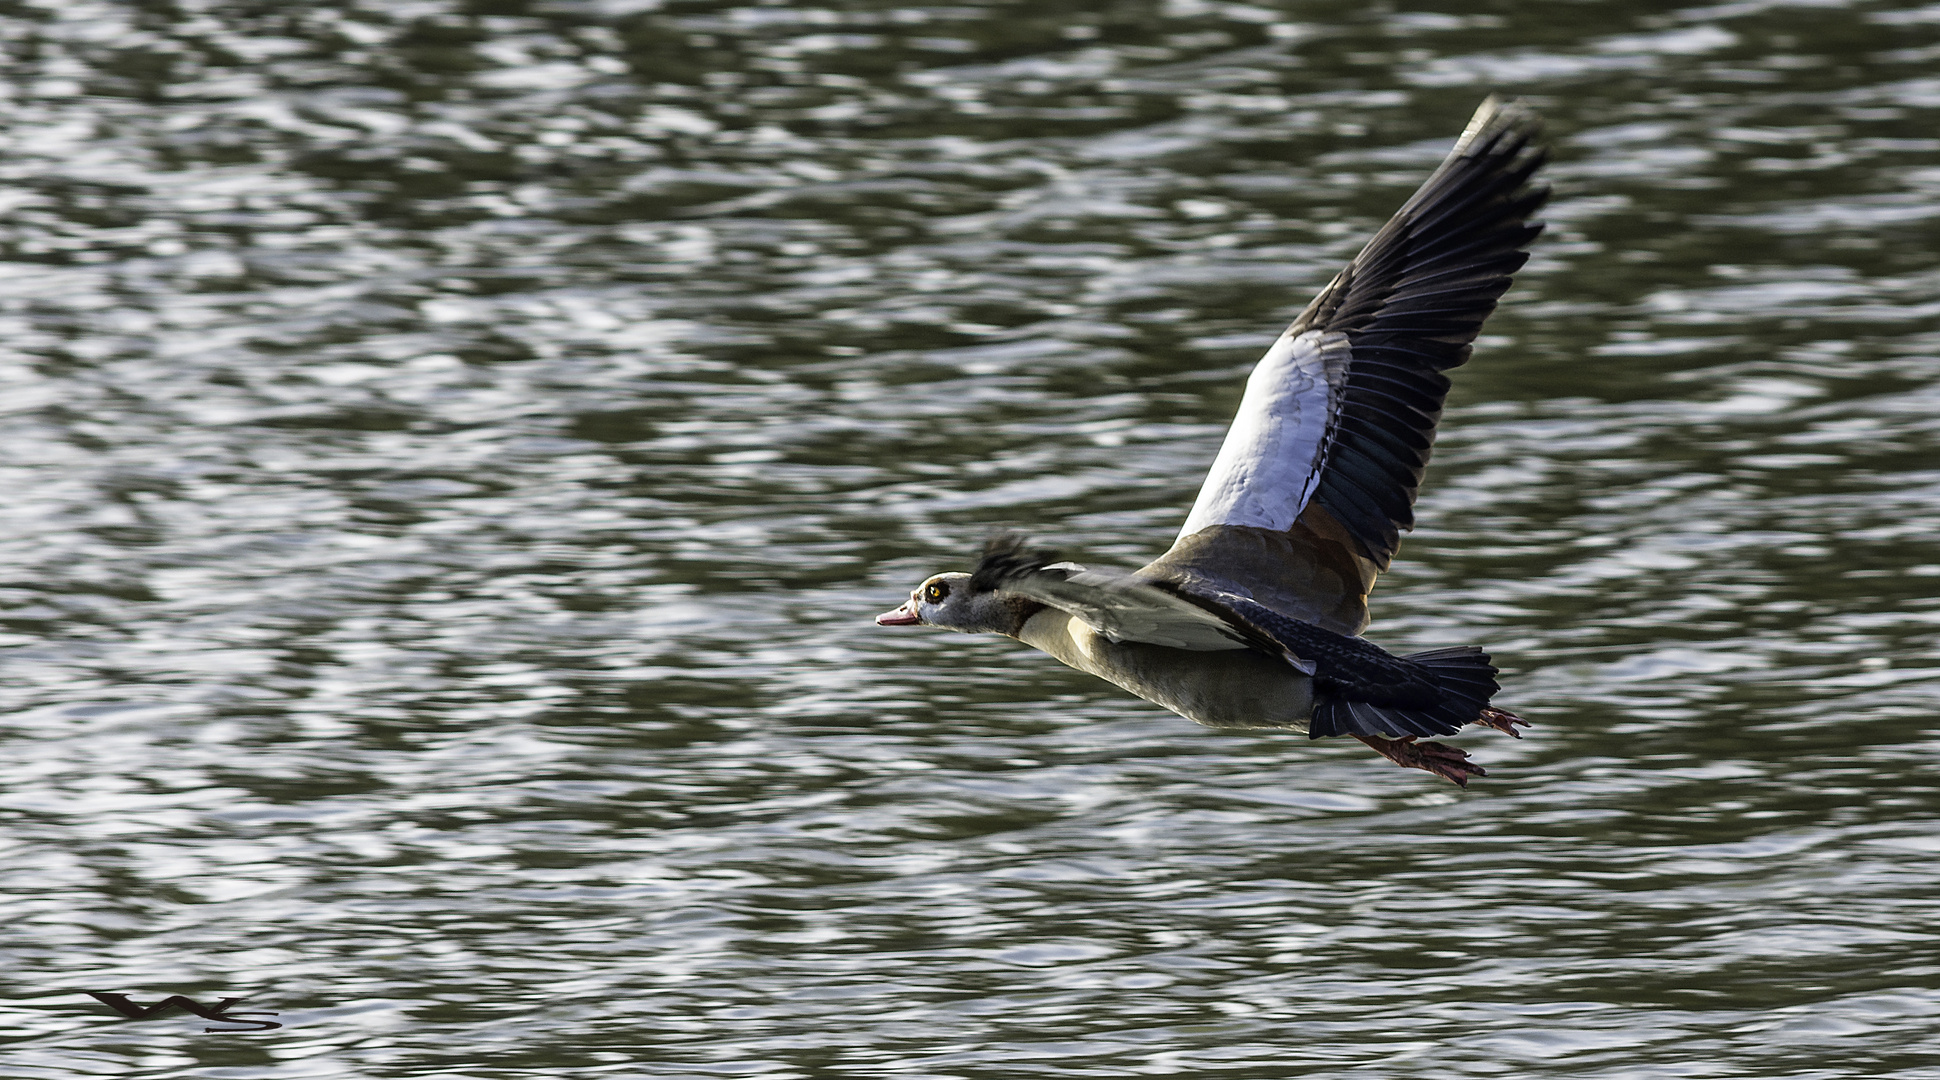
xmin=4 ymin=0 xmax=1940 ymax=1076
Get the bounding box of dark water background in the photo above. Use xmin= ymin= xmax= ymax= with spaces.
xmin=3 ymin=1 xmax=1939 ymax=1076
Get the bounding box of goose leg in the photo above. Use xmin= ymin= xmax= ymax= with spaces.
xmin=1473 ymin=706 xmax=1530 ymax=738
xmin=1352 ymin=733 xmax=1486 ymax=787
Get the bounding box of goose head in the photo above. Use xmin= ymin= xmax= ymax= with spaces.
xmin=876 ymin=571 xmax=1018 ymax=635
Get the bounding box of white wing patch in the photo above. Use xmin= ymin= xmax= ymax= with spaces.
xmin=1177 ymin=328 xmax=1348 ymax=538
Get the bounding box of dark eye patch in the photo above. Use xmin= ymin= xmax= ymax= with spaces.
xmin=924 ymin=581 xmax=949 ymax=603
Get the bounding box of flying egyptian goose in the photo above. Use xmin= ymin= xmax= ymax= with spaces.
xmin=876 ymin=98 xmax=1547 ymax=785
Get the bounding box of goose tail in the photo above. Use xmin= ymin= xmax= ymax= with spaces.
xmin=1309 ymin=645 xmax=1525 ymax=740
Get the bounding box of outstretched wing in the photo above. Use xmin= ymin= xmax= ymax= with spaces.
xmin=1146 ymin=97 xmax=1548 ymax=635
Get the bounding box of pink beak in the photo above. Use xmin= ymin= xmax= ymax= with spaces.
xmin=876 ymin=599 xmax=921 ymax=626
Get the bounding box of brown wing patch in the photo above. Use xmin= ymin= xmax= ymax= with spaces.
xmin=1140 ymin=507 xmax=1377 ymax=637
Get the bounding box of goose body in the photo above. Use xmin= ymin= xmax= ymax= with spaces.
xmin=877 ymin=99 xmax=1547 ymax=785
xmin=1016 ymin=607 xmax=1316 ymax=731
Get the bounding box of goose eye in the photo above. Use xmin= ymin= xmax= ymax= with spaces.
xmin=924 ymin=581 xmax=949 ymax=604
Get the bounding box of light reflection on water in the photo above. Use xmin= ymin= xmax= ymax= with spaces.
xmin=2 ymin=1 xmax=1940 ymax=1076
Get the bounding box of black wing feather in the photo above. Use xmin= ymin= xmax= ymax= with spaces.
xmin=1293 ymin=99 xmax=1549 ymax=568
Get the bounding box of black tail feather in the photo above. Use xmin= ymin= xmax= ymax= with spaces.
xmin=1310 ymin=645 xmax=1504 ymax=739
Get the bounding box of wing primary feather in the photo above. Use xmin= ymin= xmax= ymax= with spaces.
xmin=968 ymin=534 xmax=1068 ymax=595
xmin=1306 ymin=99 xmax=1548 ymax=568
